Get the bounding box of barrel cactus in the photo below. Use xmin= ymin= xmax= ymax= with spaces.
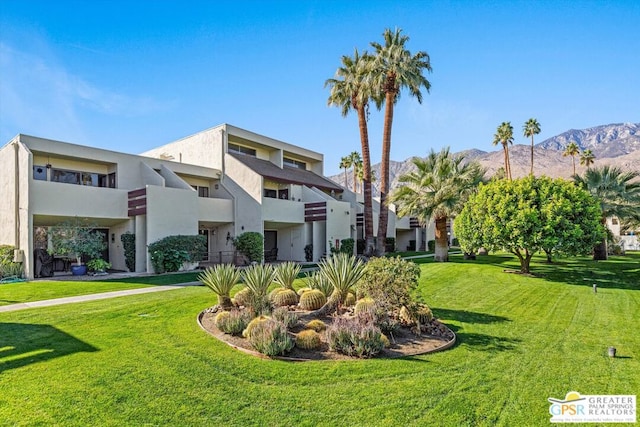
xmin=415 ymin=304 xmax=433 ymax=324
xmin=381 ymin=333 xmax=391 ymax=348
xmin=296 ymin=329 xmax=322 ymax=350
xmin=299 ymin=289 xmax=327 ymax=311
xmin=305 ymin=319 xmax=327 ymax=332
xmin=343 ymin=292 xmax=356 ymax=307
xmin=232 ymin=287 xmax=251 ymax=308
xmin=297 ymin=287 xmax=312 ymax=296
xmin=215 ymin=309 xmax=251 ymax=336
xmin=214 ymin=311 xmax=230 ymax=329
xmin=242 ymin=315 xmax=271 ymax=338
xmin=354 ymin=297 xmax=376 ymax=315
xmin=271 ymin=288 xmax=298 ymax=307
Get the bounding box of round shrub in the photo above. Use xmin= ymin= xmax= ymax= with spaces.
xmin=299 ymin=289 xmax=327 ymax=311
xmin=233 ymin=287 xmax=251 ymax=308
xmin=305 ymin=319 xmax=327 ymax=332
xmin=271 ymin=288 xmax=298 ymax=307
xmin=296 ymin=330 xmax=322 ymax=350
xmin=215 ymin=309 xmax=251 ymax=336
xmin=272 ymin=306 xmax=299 ymax=330
xmin=326 ymin=316 xmax=384 ymax=358
xmin=243 ymin=315 xmax=271 ymax=338
xmin=354 ymin=297 xmax=376 ymax=315
xmin=248 ymin=319 xmax=294 ymax=357
xmin=343 ymin=292 xmax=356 ymax=307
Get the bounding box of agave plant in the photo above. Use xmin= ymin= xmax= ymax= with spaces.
xmin=314 ymin=253 xmax=366 ymax=315
xmin=274 ymin=261 xmax=301 ymax=290
xmin=242 ymin=264 xmax=277 ymax=315
xmin=198 ymin=264 xmax=240 ymax=310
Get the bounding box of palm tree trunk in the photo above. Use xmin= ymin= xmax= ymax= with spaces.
xmin=506 ymin=145 xmax=512 ymax=180
xmin=376 ymin=89 xmax=395 ymax=255
xmin=343 ymin=167 xmax=348 ymax=187
xmin=572 ymin=156 xmax=576 ymax=176
xmin=502 ymin=145 xmax=509 ymax=179
xmin=356 ymin=103 xmax=375 ymax=257
xmin=593 ymin=217 xmax=608 ymax=260
xmin=352 ymin=167 xmax=357 ymax=193
xmin=530 ymin=136 xmax=534 ymax=176
xmin=434 ymin=216 xmax=449 ymax=262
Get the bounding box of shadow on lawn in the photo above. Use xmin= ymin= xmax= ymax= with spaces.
xmin=0 ymin=323 xmax=98 ymax=373
xmin=432 ymin=308 xmax=511 ymax=324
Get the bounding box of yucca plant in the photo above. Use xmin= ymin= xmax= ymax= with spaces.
xmin=313 ymin=253 xmax=366 ymax=316
xmin=242 ymin=264 xmax=277 ymax=315
xmin=198 ymin=264 xmax=241 ymax=310
xmin=274 ymin=261 xmax=301 ymax=290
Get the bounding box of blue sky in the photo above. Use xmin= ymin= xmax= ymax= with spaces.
xmin=1 ymin=1 xmax=638 ymax=176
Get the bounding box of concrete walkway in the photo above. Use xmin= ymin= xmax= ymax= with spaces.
xmin=0 ymin=282 xmax=199 ymax=313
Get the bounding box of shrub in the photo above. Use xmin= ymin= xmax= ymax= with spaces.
xmin=0 ymin=245 xmax=23 ymax=279
xmin=243 ymin=315 xmax=271 ymax=338
xmin=296 ymin=330 xmax=322 ymax=350
xmin=304 ymin=244 xmax=313 ymax=262
xmin=215 ymin=309 xmax=251 ymax=336
xmin=233 ymin=232 xmax=263 ymax=263
xmin=318 ymin=253 xmax=367 ymax=314
xmin=427 ymin=240 xmax=435 ymax=252
xmin=305 ymin=319 xmax=327 ymax=332
xmin=87 ymin=258 xmax=111 ymax=272
xmin=0 ymin=245 xmax=15 ymax=264
xmin=274 ymin=261 xmax=301 ymax=290
xmin=340 ymin=238 xmax=355 ymax=255
xmin=49 ymin=219 xmax=106 ymax=265
xmin=357 ymin=256 xmax=421 ymax=313
xmin=326 ymin=314 xmax=384 ymax=358
xmin=242 ymin=264 xmax=277 ymax=315
xmin=248 ymin=319 xmax=294 ymax=356
xmin=451 ymin=237 xmax=460 ymax=247
xmin=272 ymin=307 xmax=299 ymax=330
xmin=399 ymin=304 xmax=433 ymax=329
xmin=232 ymin=287 xmax=251 ymax=308
xmin=121 ymin=232 xmax=136 ymax=272
xmin=198 ymin=264 xmax=241 ymax=310
xmin=384 ymin=237 xmax=396 ymax=252
xmin=356 ymin=238 xmax=365 ymax=255
xmin=381 ymin=334 xmax=391 ymax=348
xmin=271 ymin=288 xmax=298 ymax=307
xmin=148 ymin=235 xmax=206 ymax=273
xmin=299 ymin=289 xmax=327 ymax=311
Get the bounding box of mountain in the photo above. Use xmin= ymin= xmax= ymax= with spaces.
xmin=329 ymin=123 xmax=640 ymax=192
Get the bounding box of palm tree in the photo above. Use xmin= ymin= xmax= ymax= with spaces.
xmin=563 ymin=141 xmax=580 ymax=176
xmin=347 ymin=151 xmax=362 ymax=193
xmin=492 ymin=122 xmax=514 ymax=180
xmin=371 ymin=28 xmax=432 ymax=255
xmin=339 ymin=156 xmax=350 ymax=188
xmin=326 ymin=49 xmax=378 ymax=256
xmin=573 ymin=166 xmax=640 ymax=260
xmin=389 ymin=147 xmax=486 ymax=262
xmin=353 ymin=158 xmax=363 ymax=193
xmin=523 ymin=118 xmax=541 ymax=176
xmin=580 ymin=149 xmax=595 ymax=168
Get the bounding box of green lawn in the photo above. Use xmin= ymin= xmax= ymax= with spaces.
xmin=0 ymin=254 xmax=638 ymax=426
xmin=0 ymin=272 xmax=201 ymax=306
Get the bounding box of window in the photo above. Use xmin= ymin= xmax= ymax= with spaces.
xmin=264 ymin=189 xmax=277 ymax=198
xmin=283 ymin=157 xmax=306 ymax=170
xmin=33 ymin=165 xmax=47 ymax=181
xmin=51 ymin=168 xmax=109 ymax=187
xmin=192 ymin=185 xmax=209 ymax=198
xmin=52 ymin=169 xmax=81 ymax=184
xmin=228 ymin=143 xmax=256 ymax=156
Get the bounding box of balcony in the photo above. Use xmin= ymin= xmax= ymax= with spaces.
xmin=198 ymin=197 xmax=234 ymax=223
xmin=263 ymin=198 xmax=304 ymax=223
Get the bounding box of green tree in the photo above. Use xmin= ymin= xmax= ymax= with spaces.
xmin=563 ymin=141 xmax=580 ymax=176
xmin=454 ymin=177 xmax=605 ymax=273
xmin=371 ymin=28 xmax=432 ymax=255
xmin=347 ymin=151 xmax=362 ymax=193
xmin=492 ymin=122 xmax=514 ymax=180
xmin=326 ymin=49 xmax=377 ymax=256
xmin=390 ymin=147 xmax=486 ymax=262
xmin=49 ymin=219 xmax=106 ymax=265
xmin=339 ymin=156 xmax=350 ymax=188
xmin=573 ymin=166 xmax=640 ymax=260
xmin=580 ymin=149 xmax=595 ymax=168
xmin=523 ymin=118 xmax=541 ymax=176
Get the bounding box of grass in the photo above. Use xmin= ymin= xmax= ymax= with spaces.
xmin=0 ymin=272 xmax=201 ymax=306
xmin=0 ymin=253 xmax=638 ymax=426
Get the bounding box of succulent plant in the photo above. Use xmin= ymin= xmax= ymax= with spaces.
xmin=248 ymin=318 xmax=294 ymax=356
xmin=272 ymin=306 xmax=299 ymax=329
xmin=415 ymin=304 xmax=433 ymax=325
xmin=297 ymin=287 xmax=312 ymax=296
xmin=354 ymin=297 xmax=376 ymax=315
xmin=343 ymin=292 xmax=356 ymax=307
xmin=399 ymin=304 xmax=433 ymax=326
xmin=274 ymin=261 xmax=301 ymax=290
xmin=299 ymin=289 xmax=327 ymax=311
xmin=215 ymin=309 xmax=251 ymax=336
xmin=271 ymin=288 xmax=298 ymax=307
xmin=399 ymin=305 xmax=414 ymax=325
xmin=243 ymin=315 xmax=271 ymax=338
xmin=214 ymin=311 xmax=230 ymax=328
xmin=305 ymin=319 xmax=327 ymax=332
xmin=232 ymin=287 xmax=252 ymax=308
xmin=296 ymin=329 xmax=322 ymax=350
xmin=380 ymin=333 xmax=391 ymax=348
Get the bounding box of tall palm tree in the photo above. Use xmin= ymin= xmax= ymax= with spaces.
xmin=563 ymin=141 xmax=580 ymax=176
xmin=326 ymin=49 xmax=378 ymax=256
xmin=371 ymin=28 xmax=432 ymax=255
xmin=389 ymin=147 xmax=486 ymax=262
xmin=353 ymin=158 xmax=363 ymax=193
xmin=339 ymin=156 xmax=350 ymax=188
xmin=347 ymin=151 xmax=362 ymax=193
xmin=573 ymin=166 xmax=640 ymax=260
xmin=523 ymin=118 xmax=541 ymax=176
xmin=580 ymin=149 xmax=595 ymax=168
xmin=492 ymin=122 xmax=514 ymax=180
